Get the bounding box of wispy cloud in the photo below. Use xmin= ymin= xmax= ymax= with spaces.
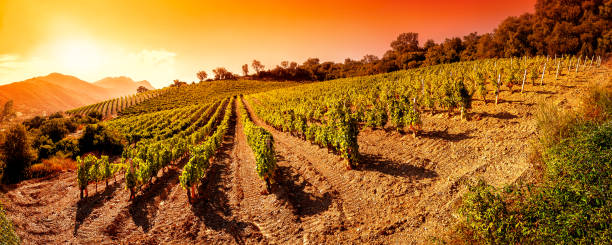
xmin=0 ymin=54 xmax=26 ymax=72
xmin=128 ymin=50 xmax=176 ymax=66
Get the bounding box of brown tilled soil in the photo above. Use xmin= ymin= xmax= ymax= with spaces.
xmin=1 ymin=65 xmax=609 ymax=244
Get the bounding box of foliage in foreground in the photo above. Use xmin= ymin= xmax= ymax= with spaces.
xmin=457 ymin=84 xmax=612 ymax=244
xmin=0 ymin=203 xmax=20 ymax=245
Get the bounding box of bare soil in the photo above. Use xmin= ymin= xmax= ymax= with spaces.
xmin=1 ymin=65 xmax=609 ymax=244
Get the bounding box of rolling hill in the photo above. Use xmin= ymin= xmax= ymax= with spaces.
xmin=0 ymin=73 xmax=155 ymax=118
xmin=94 ymin=76 xmax=155 ymax=98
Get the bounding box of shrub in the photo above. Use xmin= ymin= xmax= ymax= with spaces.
xmin=458 ymin=84 xmax=612 ymax=244
xmin=1 ymin=124 xmax=36 ymax=184
xmin=40 ymin=118 xmax=77 ymax=142
xmin=0 ymin=202 xmax=20 ymax=244
xmin=78 ymin=124 xmax=124 ymax=156
xmin=29 ymin=156 xmax=77 ymax=178
xmin=23 ymin=115 xmax=45 ymax=129
xmin=48 ymin=112 xmax=64 ymax=119
xmin=53 ymin=138 xmax=79 ymax=158
xmin=87 ymin=110 xmax=103 ymax=121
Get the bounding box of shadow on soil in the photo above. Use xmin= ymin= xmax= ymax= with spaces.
xmin=274 ymin=164 xmax=332 ymax=217
xmin=494 ymin=98 xmax=535 ymax=106
xmin=74 ymin=181 xmax=121 ymax=236
xmin=128 ymin=161 xmax=183 ymax=233
xmin=359 ymin=154 xmax=438 ymax=179
xmin=191 ymin=108 xmax=263 ymax=245
xmin=533 ymin=90 xmax=558 ymax=95
xmin=476 ymin=111 xmax=519 ymax=120
xmin=419 ymin=128 xmax=474 ymax=142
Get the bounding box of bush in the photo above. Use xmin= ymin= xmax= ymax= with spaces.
xmin=23 ymin=115 xmax=45 ymax=129
xmin=0 ymin=202 xmax=20 ymax=244
xmin=54 ymin=138 xmax=79 ymax=158
xmin=78 ymin=124 xmax=124 ymax=156
xmin=87 ymin=111 xmax=103 ymax=121
xmin=1 ymin=124 xmax=36 ymax=184
xmin=458 ymin=84 xmax=612 ymax=244
xmin=40 ymin=118 xmax=75 ymax=142
xmin=29 ymin=156 xmax=77 ymax=178
xmin=48 ymin=112 xmax=64 ymax=119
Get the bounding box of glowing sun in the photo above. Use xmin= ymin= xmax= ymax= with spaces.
xmin=54 ymin=39 xmax=103 ymax=72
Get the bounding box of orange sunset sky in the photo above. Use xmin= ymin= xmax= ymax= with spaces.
xmin=0 ymin=0 xmax=536 ymax=88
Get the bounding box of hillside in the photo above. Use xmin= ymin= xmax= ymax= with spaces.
xmin=1 ymin=57 xmax=607 ymax=244
xmin=0 ymin=73 xmax=154 ymax=118
xmin=94 ymin=77 xmax=155 ymax=98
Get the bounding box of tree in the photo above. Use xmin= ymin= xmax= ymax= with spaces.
xmin=40 ymin=118 xmax=70 ymax=142
xmin=1 ymin=124 xmax=36 ymax=184
xmin=280 ymin=61 xmax=289 ymax=69
xmin=170 ymin=79 xmax=187 ymax=87
xmin=196 ymin=71 xmax=208 ymax=82
xmin=136 ymin=86 xmax=149 ymax=93
xmin=0 ymin=100 xmax=15 ymax=122
xmin=78 ymin=124 xmax=124 ymax=156
xmin=241 ymin=64 xmax=249 ymax=76
xmin=391 ymin=32 xmax=420 ymax=53
xmin=362 ymin=54 xmax=379 ymax=64
xmin=423 ymin=39 xmax=437 ymax=51
xmin=212 ymin=67 xmax=235 ymax=80
xmin=252 ymin=60 xmax=265 ymax=75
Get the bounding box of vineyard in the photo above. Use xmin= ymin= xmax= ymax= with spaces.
xmin=66 ymin=89 xmax=168 ymax=118
xmin=0 ymin=56 xmax=609 ymax=244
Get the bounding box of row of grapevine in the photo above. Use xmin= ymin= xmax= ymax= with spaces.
xmin=66 ymin=89 xmax=167 ymax=118
xmin=106 ymin=102 xmax=219 ymax=143
xmin=246 ymin=96 xmax=361 ymax=168
xmin=238 ymin=97 xmax=278 ymax=191
xmin=121 ymin=98 xmax=231 ymax=200
xmin=250 ymin=55 xmax=597 ymax=139
xmin=76 ymin=154 xmax=120 ymax=199
xmin=179 ymin=96 xmax=235 ymax=201
xmin=120 ymin=80 xmax=299 ymax=115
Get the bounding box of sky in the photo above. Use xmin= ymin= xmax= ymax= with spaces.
xmin=0 ymin=0 xmax=536 ymax=88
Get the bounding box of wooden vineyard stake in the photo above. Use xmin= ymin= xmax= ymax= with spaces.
xmin=521 ymin=69 xmax=527 ymax=94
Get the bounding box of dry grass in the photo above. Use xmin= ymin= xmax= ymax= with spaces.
xmin=29 ymin=156 xmax=77 ymax=178
xmin=535 ymin=77 xmax=612 ymax=148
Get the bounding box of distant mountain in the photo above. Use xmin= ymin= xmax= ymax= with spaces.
xmin=94 ymin=76 xmax=155 ymax=98
xmin=0 ymin=73 xmax=153 ymax=118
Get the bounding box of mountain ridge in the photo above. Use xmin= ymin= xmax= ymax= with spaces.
xmin=0 ymin=73 xmax=156 ymax=118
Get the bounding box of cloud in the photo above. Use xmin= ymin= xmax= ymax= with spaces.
xmin=128 ymin=49 xmax=176 ymax=66
xmin=0 ymin=54 xmax=25 ymax=72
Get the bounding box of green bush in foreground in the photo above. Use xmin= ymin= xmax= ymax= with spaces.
xmin=0 ymin=203 xmax=20 ymax=245
xmin=459 ymin=121 xmax=612 ymax=244
xmin=457 ymin=83 xmax=612 ymax=244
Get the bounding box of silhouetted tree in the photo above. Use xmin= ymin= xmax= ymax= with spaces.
xmin=171 ymin=79 xmax=187 ymax=87
xmin=391 ymin=32 xmax=420 ymax=53
xmin=242 ymin=64 xmax=249 ymax=76
xmin=280 ymin=61 xmax=289 ymax=69
xmin=137 ymin=86 xmax=149 ymax=93
xmin=212 ymin=67 xmax=236 ymax=80
xmin=197 ymin=71 xmax=208 ymax=82
xmin=252 ymin=60 xmax=265 ymax=75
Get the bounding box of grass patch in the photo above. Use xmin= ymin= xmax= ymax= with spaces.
xmin=28 ymin=155 xmax=77 ymax=178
